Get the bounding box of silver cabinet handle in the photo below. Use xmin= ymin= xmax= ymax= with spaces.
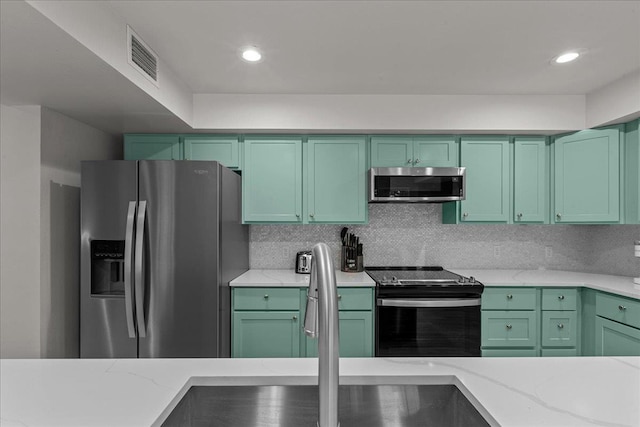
xmin=506 ymin=324 xmax=512 ymax=330
xmin=619 ymin=305 xmax=626 ymax=311
xmin=414 ymin=159 xmax=420 ymax=164
xmin=309 ymin=213 xmax=315 ymax=218
xmin=134 ymin=200 xmax=148 ymax=338
xmin=507 ymin=294 xmax=513 ymax=300
xmin=517 ymin=213 xmax=523 ymax=219
xmin=557 ymin=324 xmax=564 ymax=329
xmin=264 ymin=294 xmax=269 ymax=299
xmin=407 ymin=159 xmax=412 ymax=164
xmin=124 ymin=201 xmax=137 ymax=338
xmin=296 ymin=214 xmax=300 ymax=218
xmin=293 ymin=316 xmax=297 ymax=321
xmin=377 ymin=298 xmax=481 ymax=308
xmin=338 ymin=295 xmax=342 ymax=300
xmin=558 ymin=295 xmax=565 ymax=300
xmin=556 ymin=213 xmax=562 ymax=219
xmin=463 ymin=213 xmax=469 ymax=218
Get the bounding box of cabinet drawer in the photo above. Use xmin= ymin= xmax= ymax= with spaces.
xmin=541 ymin=288 xmax=578 ymax=311
xmin=482 ymin=288 xmax=536 ymax=310
xmin=541 ymin=311 xmax=577 ymax=347
xmin=481 ymin=311 xmax=537 ymax=348
xmin=234 ymin=288 xmax=300 ymax=310
xmin=596 ymin=293 xmax=640 ymax=329
xmin=337 ymin=288 xmax=373 ymax=311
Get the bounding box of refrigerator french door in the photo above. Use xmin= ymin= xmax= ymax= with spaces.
xmin=80 ymin=161 xmax=248 ymax=358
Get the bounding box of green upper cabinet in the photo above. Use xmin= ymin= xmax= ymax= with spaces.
xmin=553 ymin=128 xmax=620 ymax=223
xmin=625 ymin=119 xmax=640 ymax=224
xmin=306 ymin=136 xmax=367 ymax=223
xmin=459 ymin=137 xmax=510 ymax=222
xmin=124 ymin=134 xmax=181 ymax=160
xmin=243 ymin=136 xmax=303 ymax=223
xmin=183 ymin=135 xmax=240 ymax=168
xmin=370 ymin=136 xmax=458 ymax=167
xmin=513 ymin=137 xmax=548 ymax=223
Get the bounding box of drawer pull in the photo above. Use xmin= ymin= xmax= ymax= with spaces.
xmin=292 ymin=316 xmax=297 ymax=321
xmin=506 ymin=294 xmax=513 ymax=300
xmin=558 ymin=295 xmax=565 ymax=300
xmin=557 ymin=324 xmax=564 ymax=329
xmin=506 ymin=324 xmax=512 ymax=330
xmin=338 ymin=295 xmax=342 ymax=300
xmin=619 ymin=305 xmax=627 ymax=311
xmin=264 ymin=294 xmax=269 ymax=299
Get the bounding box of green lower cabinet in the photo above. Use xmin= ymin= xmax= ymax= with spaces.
xmin=232 ymin=311 xmax=301 ymax=358
xmin=541 ymin=311 xmax=577 ymax=348
xmin=482 ymin=349 xmax=538 ymax=357
xmin=595 ymin=316 xmax=640 ymax=356
xmin=305 ymin=311 xmax=373 ymax=358
xmin=481 ymin=311 xmax=537 ymax=348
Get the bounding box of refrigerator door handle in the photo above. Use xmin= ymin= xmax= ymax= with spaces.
xmin=134 ymin=200 xmax=148 ymax=337
xmin=124 ymin=201 xmax=137 ymax=338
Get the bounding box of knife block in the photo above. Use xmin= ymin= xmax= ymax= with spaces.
xmin=341 ymin=247 xmax=363 ymax=273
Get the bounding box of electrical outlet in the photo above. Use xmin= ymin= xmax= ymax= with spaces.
xmin=493 ymin=245 xmax=501 ymax=258
xmin=545 ymin=246 xmax=553 ymax=259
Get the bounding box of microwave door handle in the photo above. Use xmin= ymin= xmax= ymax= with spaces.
xmin=124 ymin=201 xmax=137 ymax=338
xmin=134 ymin=200 xmax=147 ymax=337
xmin=377 ymin=298 xmax=481 ymax=308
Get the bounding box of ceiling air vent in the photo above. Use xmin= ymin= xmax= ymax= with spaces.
xmin=127 ymin=25 xmax=158 ymax=86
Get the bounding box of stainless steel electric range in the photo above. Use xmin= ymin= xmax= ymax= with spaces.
xmin=366 ymin=266 xmax=484 ymax=357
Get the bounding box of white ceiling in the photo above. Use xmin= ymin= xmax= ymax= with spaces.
xmin=1 ymin=1 xmax=639 ymax=134
xmin=106 ymin=0 xmax=640 ymax=95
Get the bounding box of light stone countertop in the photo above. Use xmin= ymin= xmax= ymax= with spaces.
xmin=450 ymin=269 xmax=640 ymax=300
xmin=1 ymin=357 xmax=638 ymax=427
xmin=230 ymin=269 xmax=375 ymax=287
xmin=231 ymin=268 xmax=640 ymax=299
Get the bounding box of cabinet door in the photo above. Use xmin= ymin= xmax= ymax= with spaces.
xmin=243 ymin=137 xmax=303 ymax=223
xmin=481 ymin=311 xmax=537 ymax=348
xmin=514 ymin=137 xmax=547 ymax=223
xmin=554 ymin=128 xmax=620 ymax=223
xmin=595 ymin=316 xmax=640 ymax=356
xmin=460 ymin=138 xmax=510 ymax=222
xmin=370 ymin=137 xmax=413 ymax=167
xmin=124 ymin=135 xmax=181 ymax=160
xmin=232 ymin=311 xmax=300 ymax=358
xmin=541 ymin=311 xmax=577 ymax=348
xmin=413 ymin=136 xmax=458 ymax=167
xmin=306 ymin=311 xmax=373 ymax=358
xmin=306 ymin=136 xmax=367 ymax=223
xmin=183 ymin=135 xmax=239 ymax=168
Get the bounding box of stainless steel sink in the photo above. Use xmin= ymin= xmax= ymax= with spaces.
xmin=161 ymin=384 xmax=491 ymax=427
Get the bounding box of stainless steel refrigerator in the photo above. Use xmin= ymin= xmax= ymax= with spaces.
xmin=80 ymin=161 xmax=248 ymax=358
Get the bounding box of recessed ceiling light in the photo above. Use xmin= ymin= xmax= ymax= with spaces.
xmin=555 ymin=52 xmax=580 ymax=64
xmin=241 ymin=47 xmax=262 ymax=62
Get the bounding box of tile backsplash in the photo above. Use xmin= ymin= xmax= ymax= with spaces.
xmin=250 ymin=204 xmax=640 ymax=277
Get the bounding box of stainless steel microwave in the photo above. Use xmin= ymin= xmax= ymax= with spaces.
xmin=369 ymin=167 xmax=466 ymax=202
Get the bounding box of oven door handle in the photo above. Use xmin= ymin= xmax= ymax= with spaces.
xmin=377 ymin=298 xmax=481 ymax=308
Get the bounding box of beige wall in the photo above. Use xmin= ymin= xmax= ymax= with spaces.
xmin=1 ymin=105 xmax=120 ymax=359
xmin=40 ymin=107 xmax=120 ymax=358
xmin=0 ymin=105 xmax=42 ymax=358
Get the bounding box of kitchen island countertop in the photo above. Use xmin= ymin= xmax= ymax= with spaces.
xmin=1 ymin=356 xmax=638 ymax=427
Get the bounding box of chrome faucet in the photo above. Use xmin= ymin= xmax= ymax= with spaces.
xmin=303 ymin=242 xmax=339 ymax=427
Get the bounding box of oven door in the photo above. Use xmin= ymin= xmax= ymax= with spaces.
xmin=376 ymin=298 xmax=481 ymax=357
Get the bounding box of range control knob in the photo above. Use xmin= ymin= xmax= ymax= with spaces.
xmin=469 ymin=276 xmax=476 ymax=283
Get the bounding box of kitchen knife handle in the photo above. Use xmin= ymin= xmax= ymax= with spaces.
xmin=134 ymin=200 xmax=148 ymax=338
xmin=124 ymin=201 xmax=137 ymax=338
